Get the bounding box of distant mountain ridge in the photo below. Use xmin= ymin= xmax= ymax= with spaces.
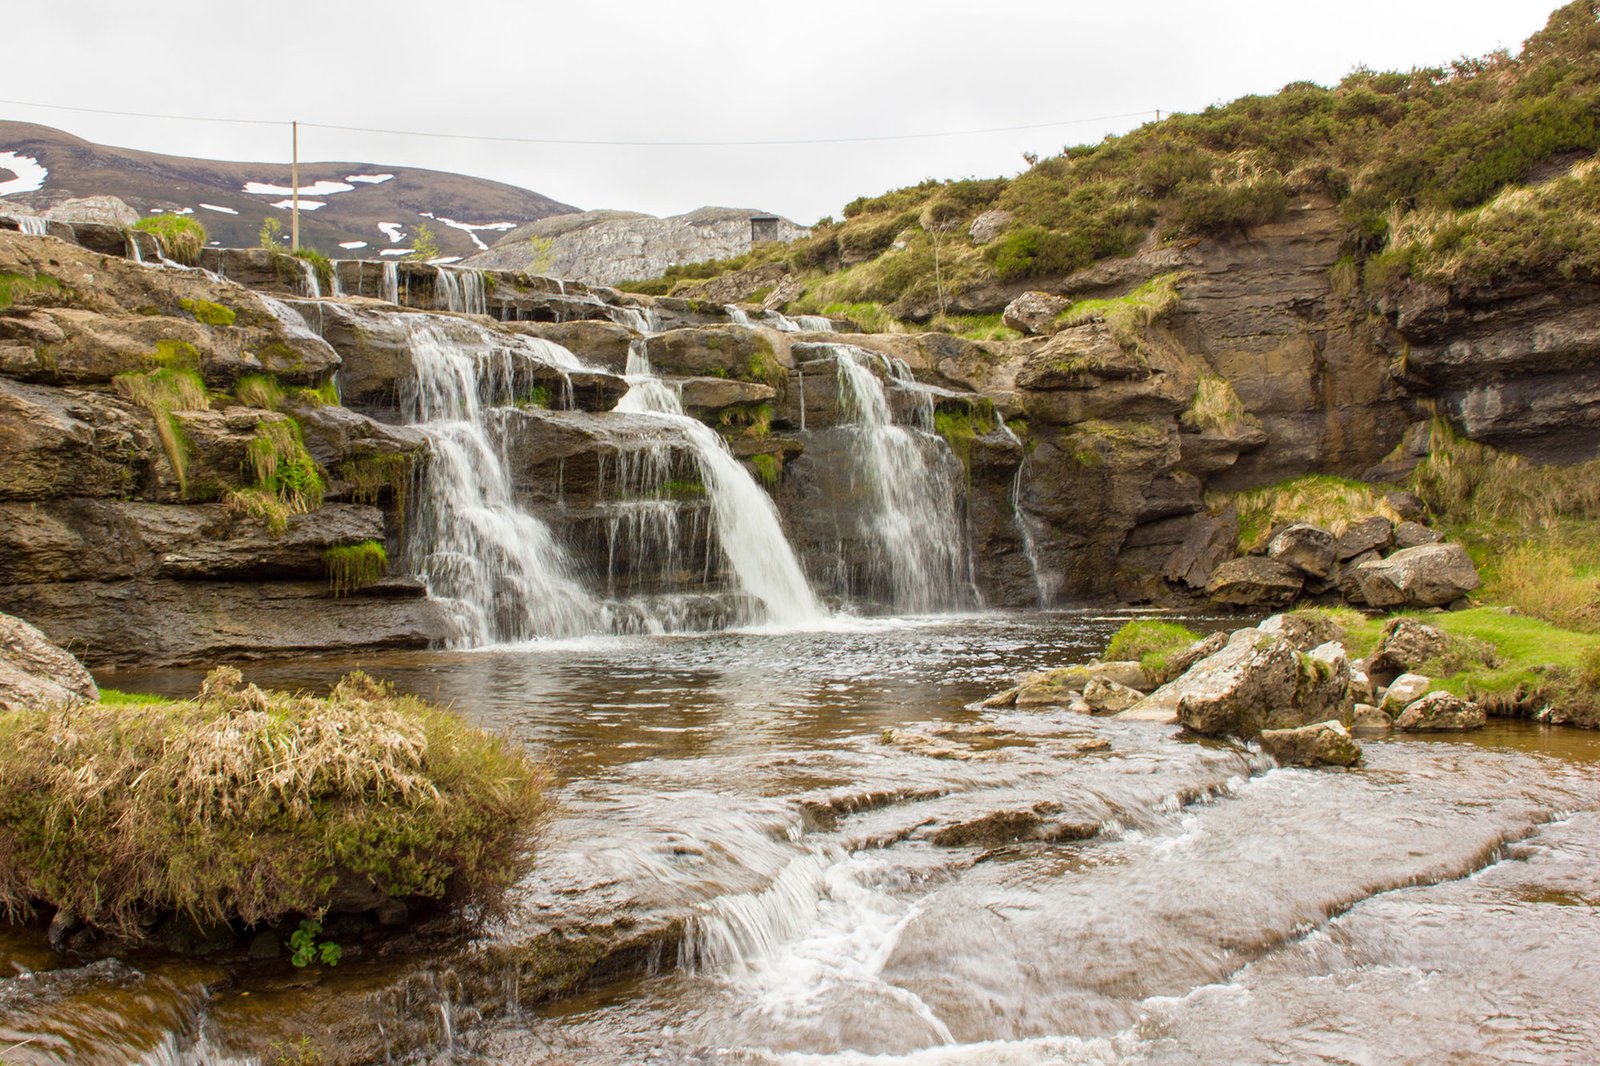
xmin=465 ymin=206 xmax=810 ymax=285
xmin=0 ymin=121 xmax=577 ymax=259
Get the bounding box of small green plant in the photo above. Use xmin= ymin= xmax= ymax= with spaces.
xmin=289 ymin=918 xmax=343 ymax=968
xmin=246 ymin=419 xmax=325 ymax=515
xmin=133 ymin=215 xmax=207 ymax=266
xmin=408 ymin=223 xmax=442 ymax=262
xmin=515 ymin=384 xmax=552 ymax=410
xmin=292 ymin=378 xmax=341 ymax=407
xmin=259 ymin=217 xmax=286 ymax=251
xmin=743 ymin=348 xmax=787 ymax=390
xmin=322 ymin=540 xmax=388 ymax=596
xmin=337 ymin=451 xmax=417 ymax=515
xmin=662 ymin=479 xmax=706 ymax=499
xmin=718 ymin=402 xmax=773 ymax=439
xmin=750 ymin=452 xmax=781 ymax=487
xmin=267 ymin=1035 xmax=326 ymax=1066
xmin=293 ymin=248 xmax=335 ymax=292
xmin=235 ymin=374 xmax=285 ymax=411
xmin=179 ymin=297 xmax=236 ymax=328
xmin=114 ymin=367 xmax=209 ymax=493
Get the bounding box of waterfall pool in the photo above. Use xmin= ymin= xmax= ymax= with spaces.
xmin=11 ymin=609 xmax=1600 ymax=1064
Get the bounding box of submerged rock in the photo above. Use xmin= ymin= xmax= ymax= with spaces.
xmin=0 ymin=609 xmax=97 ymax=711
xmin=1395 ymin=691 xmax=1487 ymax=731
xmin=1259 ymin=720 xmax=1362 ymax=767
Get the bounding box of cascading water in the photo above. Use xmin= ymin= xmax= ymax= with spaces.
xmin=434 ymin=266 xmax=487 ymax=315
xmin=399 ymin=317 xmax=607 ymax=643
xmin=612 ymin=344 xmax=825 ymax=627
xmin=722 ymin=306 xmax=833 ymax=332
xmin=14 ymin=215 xmax=47 ymax=236
xmin=382 ymin=261 xmax=400 ymax=305
xmin=328 ymin=260 xmax=345 ymax=298
xmin=815 ymin=343 xmax=976 ymax=612
xmin=295 ymin=258 xmax=321 ymax=299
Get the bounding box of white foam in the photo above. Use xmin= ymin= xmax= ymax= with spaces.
xmin=244 ymin=179 xmax=355 ymax=197
xmin=270 ymin=199 xmax=326 ymax=211
xmin=344 ymin=173 xmax=393 ymax=184
xmin=338 ymin=240 xmax=367 ymax=249
xmin=197 ymin=203 xmax=238 ymax=215
xmin=378 ymin=222 xmax=405 ymax=243
xmin=0 ymin=151 xmax=48 ymax=196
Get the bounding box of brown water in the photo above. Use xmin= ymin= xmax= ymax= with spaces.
xmin=8 ymin=609 xmax=1600 ymax=1064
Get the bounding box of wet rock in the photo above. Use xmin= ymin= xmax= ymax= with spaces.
xmin=1395 ymin=691 xmax=1486 ymax=731
xmin=1161 ymin=631 xmax=1229 ymax=684
xmin=1082 ymin=677 xmax=1144 ymax=715
xmin=932 ymin=809 xmax=1044 ymax=847
xmin=0 ymin=609 xmax=98 ymax=711
xmin=1393 ymin=520 xmax=1445 ymax=549
xmin=1367 ymin=617 xmax=1448 ymax=678
xmin=1001 ymin=290 xmax=1069 ymax=335
xmin=677 ymin=377 xmax=777 ymax=415
xmin=1014 ymin=661 xmax=1148 ymax=706
xmin=1334 ymin=516 xmax=1394 ymax=560
xmin=1163 ymin=507 xmax=1239 ymax=590
xmin=1381 ymin=673 xmax=1433 ymax=714
xmin=644 ymin=327 xmax=780 ymax=379
xmin=979 ymin=686 xmax=1019 ymax=708
xmin=248 ymin=931 xmax=281 ymax=960
xmin=1352 ymin=543 xmax=1480 ymax=608
xmin=46 ymin=907 xmax=82 ymax=952
xmin=1205 ymin=556 xmax=1305 ymax=607
xmin=1259 ymin=720 xmax=1362 ymax=767
xmin=1267 ymin=523 xmax=1336 ymax=579
xmin=1169 ymin=628 xmax=1348 ymax=738
xmin=44 ymin=195 xmax=141 ymax=228
xmin=1351 ymin=703 xmax=1391 ymax=734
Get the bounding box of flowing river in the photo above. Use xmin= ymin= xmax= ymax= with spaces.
xmin=9 ymin=609 xmax=1600 ymax=1064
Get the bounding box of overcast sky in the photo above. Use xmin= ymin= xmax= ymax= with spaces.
xmin=2 ymin=1 xmax=1564 ymax=223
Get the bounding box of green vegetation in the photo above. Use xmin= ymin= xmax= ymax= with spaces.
xmin=515 ymin=384 xmax=553 ymax=410
xmin=1104 ymin=619 xmax=1202 ymax=676
xmin=337 ymin=451 xmax=418 ymax=518
xmin=1222 ymin=474 xmax=1404 ymax=552
xmin=114 ymin=367 xmax=209 ymax=493
xmin=235 ymin=374 xmax=286 ymax=411
xmin=1056 ymin=273 xmax=1185 ymax=348
xmin=147 ymin=338 xmax=202 ymax=371
xmin=179 ymin=297 xmax=236 ymax=328
xmin=322 ymin=540 xmax=388 ymax=596
xmin=718 ymin=401 xmax=773 ymax=439
xmin=617 ymin=4 xmax=1600 ymax=318
xmin=527 ymin=235 xmax=555 ymax=275
xmin=0 ymin=668 xmax=552 ymax=935
xmin=289 ymin=918 xmax=343 ymax=967
xmin=293 ymin=378 xmax=341 ymax=407
xmin=246 ymin=419 xmax=325 ymax=516
xmin=97 ymin=688 xmax=182 ymax=707
xmin=408 ymin=223 xmax=441 ymax=262
xmin=0 ymin=270 xmax=64 ymax=311
xmin=259 ymin=217 xmax=286 ymax=251
xmin=661 ymin=478 xmax=706 ymax=499
xmin=293 ymin=248 xmax=335 ymax=293
xmin=749 ymin=452 xmax=781 ymax=487
xmin=1181 ymin=373 xmax=1254 ymax=433
xmin=934 ymin=402 xmax=1000 ymax=470
xmin=133 ymin=215 xmax=207 ymax=267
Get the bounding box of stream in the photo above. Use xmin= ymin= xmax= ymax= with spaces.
xmin=6 ymin=609 xmax=1600 ymax=1063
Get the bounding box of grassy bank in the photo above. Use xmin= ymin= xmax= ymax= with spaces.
xmin=0 ymin=669 xmax=550 ymax=936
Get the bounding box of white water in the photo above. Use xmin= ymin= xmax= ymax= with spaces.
xmin=328 ymin=260 xmax=345 ymax=298
xmin=824 ymin=344 xmax=975 ymax=612
xmin=382 ymin=261 xmax=400 ymax=305
xmin=400 ymin=318 xmax=606 ymax=644
xmin=295 ymin=257 xmax=321 ymax=299
xmin=723 ymin=306 xmax=834 ymax=332
xmin=13 ymin=214 xmax=47 ymax=236
xmin=615 ymin=344 xmax=825 ymax=627
xmin=435 ymin=266 xmax=487 ymax=315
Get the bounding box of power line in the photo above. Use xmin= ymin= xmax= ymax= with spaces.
xmin=0 ymin=97 xmax=1159 ymax=148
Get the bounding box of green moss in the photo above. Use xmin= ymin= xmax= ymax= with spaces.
xmin=223 ymin=487 xmax=291 ymax=535
xmin=718 ymin=402 xmax=773 ymax=439
xmin=179 ymin=297 xmax=236 ymax=328
xmin=514 ymin=384 xmax=552 ymax=410
xmin=147 ymin=338 xmax=202 ymax=371
xmin=742 ymin=344 xmax=787 ymax=389
xmin=292 ymin=378 xmax=341 ymax=407
xmin=750 ymin=452 xmax=781 ymax=487
xmin=0 ymin=669 xmax=551 ymax=935
xmin=322 ymin=540 xmax=388 ymax=596
xmin=97 ymin=689 xmax=182 ymax=707
xmin=1104 ymin=620 xmax=1202 ymax=676
xmin=662 ymin=479 xmax=706 ymax=500
xmin=337 ymin=452 xmax=417 ymax=518
xmin=133 ymin=215 xmax=207 ymax=266
xmin=0 ymin=271 xmax=64 ymax=310
xmin=1055 ymin=273 xmax=1185 ymax=348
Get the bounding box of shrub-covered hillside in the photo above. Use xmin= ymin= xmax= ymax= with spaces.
xmin=625 ymin=1 xmax=1600 ymax=322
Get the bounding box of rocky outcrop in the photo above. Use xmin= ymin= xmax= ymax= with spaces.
xmin=0 ymin=609 xmax=98 ymax=710
xmin=463 ymin=207 xmax=808 ymax=286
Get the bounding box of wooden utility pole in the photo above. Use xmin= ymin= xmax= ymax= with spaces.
xmin=291 ymin=120 xmax=300 ymax=253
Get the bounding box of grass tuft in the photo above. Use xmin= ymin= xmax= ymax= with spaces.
xmin=322 ymin=540 xmax=388 ymax=596
xmin=1104 ymin=619 xmax=1202 ymax=677
xmin=133 ymin=215 xmax=207 ymax=267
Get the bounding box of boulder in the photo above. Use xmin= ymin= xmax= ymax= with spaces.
xmin=1348 ymin=666 xmax=1375 ymax=706
xmin=1333 ymin=516 xmax=1393 ymax=560
xmin=1015 ymin=661 xmax=1148 ymax=706
xmin=0 ymin=610 xmax=99 ymax=710
xmin=1392 ymin=521 xmax=1445 ymax=549
xmin=1171 ymin=628 xmax=1349 ymax=738
xmin=1381 ymin=673 xmax=1433 ymax=714
xmin=1395 ymin=691 xmax=1486 ymax=732
xmin=1384 ymin=491 xmax=1428 ymax=523
xmin=1205 ymin=556 xmax=1305 ymax=607
xmin=1352 ymin=543 xmax=1480 ymax=608
xmin=1258 ymin=611 xmax=1343 ymax=652
xmin=43 ymin=195 xmax=140 ymax=229
xmin=1267 ymin=523 xmax=1336 ymax=579
xmin=643 ymin=327 xmax=781 ymax=380
xmin=968 ymin=209 xmax=1012 ymax=245
xmin=1161 ymin=631 xmax=1229 ymax=684
xmin=1000 ymin=291 xmax=1069 ymax=335
xmin=1367 ymin=617 xmax=1448 ymax=678
xmin=1082 ymin=677 xmax=1144 ymax=715
xmin=1351 ymin=703 xmax=1391 ymax=734
xmin=1259 ymin=720 xmax=1362 ymax=767
xmin=1163 ymin=507 xmax=1239 ymax=590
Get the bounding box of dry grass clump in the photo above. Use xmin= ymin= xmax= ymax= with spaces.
xmin=1222 ymin=474 xmax=1404 ymax=551
xmin=1413 ymin=418 xmax=1600 ymax=529
xmin=0 ymin=669 xmax=550 ymax=936
xmin=1181 ymin=373 xmax=1254 ymax=433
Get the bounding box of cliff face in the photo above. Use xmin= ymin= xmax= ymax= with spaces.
xmin=464 ymin=207 xmax=808 ymax=285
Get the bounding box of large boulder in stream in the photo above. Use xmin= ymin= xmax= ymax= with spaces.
xmin=1394 ymin=691 xmax=1487 ymax=731
xmin=1153 ymin=628 xmax=1352 ymax=738
xmin=0 ymin=609 xmax=98 ymax=710
xmin=1259 ymin=720 xmax=1362 ymax=767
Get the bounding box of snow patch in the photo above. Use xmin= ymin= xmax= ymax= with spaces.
xmin=419 ymin=211 xmax=435 ymax=219
xmin=244 ymin=180 xmax=355 ymax=197
xmin=378 ymin=222 xmax=405 ymax=243
xmin=379 ymin=248 xmax=412 ymax=256
xmin=338 ymin=240 xmax=368 ymax=249
xmin=198 ymin=203 xmax=238 ymax=215
xmin=429 ymin=256 xmax=462 ymax=265
xmin=433 ymin=215 xmax=518 ymax=251
xmin=345 ymin=174 xmax=393 ymax=184
xmin=0 ymin=151 xmax=48 ymax=196
xmin=270 ymin=199 xmax=326 ymax=211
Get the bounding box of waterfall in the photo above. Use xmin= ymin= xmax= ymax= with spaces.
xmin=765 ymin=311 xmax=835 ymax=333
xmin=15 ymin=215 xmax=47 ymax=237
xmin=329 ymin=260 xmax=345 ymax=298
xmin=296 ymin=258 xmax=321 ymax=299
xmin=382 ymin=261 xmax=399 ymax=305
xmin=435 ymin=266 xmax=487 ymax=315
xmin=400 ymin=317 xmax=605 ymax=644
xmin=613 ymin=345 xmax=825 ymax=627
xmin=820 ymin=344 xmax=975 ymax=612
xmin=124 ymin=230 xmax=144 ymax=263
xmin=724 ymin=305 xmax=753 ymax=327
xmin=611 ymin=305 xmax=660 ymax=333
